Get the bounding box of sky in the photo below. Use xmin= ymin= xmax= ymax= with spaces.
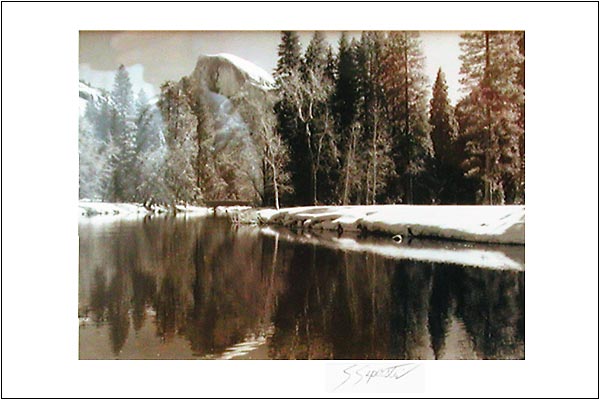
xmin=79 ymin=31 xmax=463 ymax=104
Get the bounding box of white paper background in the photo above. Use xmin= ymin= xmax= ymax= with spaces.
xmin=2 ymin=2 xmax=598 ymax=398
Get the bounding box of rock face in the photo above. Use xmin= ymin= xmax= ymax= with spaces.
xmin=189 ymin=53 xmax=274 ymax=154
xmin=79 ymin=81 xmax=106 ymax=117
xmin=191 ymin=53 xmax=274 ymax=98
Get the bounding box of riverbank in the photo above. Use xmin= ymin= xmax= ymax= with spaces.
xmin=78 ymin=200 xmax=210 ymax=217
xmin=248 ymin=205 xmax=525 ymax=245
xmin=79 ymin=201 xmax=525 ymax=246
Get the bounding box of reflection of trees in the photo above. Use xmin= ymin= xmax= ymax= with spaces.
xmin=389 ymin=262 xmax=434 ymax=359
xmin=267 ymin=241 xmax=524 ymax=360
xmin=106 ymin=271 xmax=130 ymax=355
xmin=82 ymin=217 xmax=524 ymax=359
xmin=89 ymin=223 xmax=155 ymax=355
xmin=84 ymin=216 xmax=283 ymax=358
xmin=454 ymin=268 xmax=524 ymax=359
xmin=183 ymin=224 xmax=280 ymax=356
xmin=428 ymin=263 xmax=458 ymax=359
xmin=269 ymin=242 xmax=341 ymax=359
xmin=131 ymin=269 xmax=156 ymax=332
xmin=89 ymin=268 xmax=107 ymax=323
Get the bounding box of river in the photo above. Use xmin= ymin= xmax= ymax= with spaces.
xmin=78 ymin=214 xmax=524 ymax=360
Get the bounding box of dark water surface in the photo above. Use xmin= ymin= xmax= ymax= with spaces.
xmin=79 ymin=215 xmax=524 ymax=360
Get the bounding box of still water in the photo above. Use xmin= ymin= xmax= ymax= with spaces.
xmin=79 ymin=215 xmax=524 ymax=360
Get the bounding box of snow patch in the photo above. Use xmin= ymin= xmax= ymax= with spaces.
xmin=208 ymin=53 xmax=275 ymax=89
xmin=257 ymin=205 xmax=525 ymax=245
xmin=79 ymin=200 xmax=210 ymax=219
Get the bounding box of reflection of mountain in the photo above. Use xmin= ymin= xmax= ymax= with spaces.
xmin=79 ymin=217 xmax=525 ymax=359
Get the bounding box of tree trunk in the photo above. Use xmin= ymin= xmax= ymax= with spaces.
xmin=483 ymin=31 xmax=493 ymax=205
xmin=342 ymin=128 xmax=358 ymax=205
xmin=271 ymin=155 xmax=280 ymax=210
xmin=304 ymin=123 xmax=318 ymax=206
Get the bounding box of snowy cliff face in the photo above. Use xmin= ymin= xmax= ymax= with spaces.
xmin=79 ymin=81 xmax=106 ymax=117
xmin=190 ymin=53 xmax=274 ymax=153
xmin=191 ymin=53 xmax=274 ymax=98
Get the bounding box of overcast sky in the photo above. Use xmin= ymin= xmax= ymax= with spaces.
xmin=79 ymin=31 xmax=463 ymax=104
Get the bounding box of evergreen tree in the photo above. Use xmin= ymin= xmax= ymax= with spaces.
xmin=303 ymin=31 xmax=328 ymax=79
xmin=334 ymin=32 xmax=360 ymax=140
xmin=430 ymin=68 xmax=457 ymax=164
xmin=458 ymin=31 xmax=524 ymax=204
xmin=276 ymin=31 xmax=303 ymax=77
xmin=334 ymin=33 xmax=362 ymax=204
xmin=79 ymin=116 xmax=115 ymax=200
xmin=428 ymin=68 xmax=460 ymax=203
xmin=134 ymin=90 xmax=163 ymax=154
xmin=109 ymin=65 xmax=137 ymax=201
xmin=84 ymin=89 xmax=113 ymax=145
xmin=380 ymin=32 xmax=433 ymax=204
xmin=274 ymin=31 xmax=306 ymax=204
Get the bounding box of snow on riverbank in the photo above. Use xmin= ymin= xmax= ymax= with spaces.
xmin=256 ymin=205 xmax=525 ymax=245
xmin=78 ymin=200 xmax=210 ymax=218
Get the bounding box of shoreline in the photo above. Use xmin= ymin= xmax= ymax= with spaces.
xmin=243 ymin=204 xmax=525 ymax=246
xmin=78 ymin=200 xmax=211 ymax=218
xmin=79 ymin=201 xmax=525 ymax=246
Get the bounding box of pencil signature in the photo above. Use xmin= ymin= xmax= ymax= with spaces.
xmin=333 ymin=363 xmax=420 ymax=391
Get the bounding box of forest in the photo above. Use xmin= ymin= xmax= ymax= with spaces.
xmin=79 ymin=31 xmax=525 ymax=208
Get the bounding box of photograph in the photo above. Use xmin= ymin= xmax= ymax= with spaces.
xmin=78 ymin=30 xmax=525 ymax=360
xmin=2 ymin=2 xmax=598 ymax=398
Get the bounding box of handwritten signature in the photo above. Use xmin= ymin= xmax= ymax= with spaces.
xmin=334 ymin=363 xmax=420 ymax=391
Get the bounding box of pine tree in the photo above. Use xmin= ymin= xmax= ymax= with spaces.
xmin=430 ymin=68 xmax=457 ymax=164
xmin=303 ymin=31 xmax=328 ymax=79
xmin=334 ymin=33 xmax=362 ymax=204
xmin=109 ymin=65 xmax=138 ymax=201
xmin=334 ymin=33 xmax=360 ymax=139
xmin=276 ymin=31 xmax=303 ymax=77
xmin=134 ymin=90 xmax=163 ymax=154
xmin=79 ymin=116 xmax=115 ymax=200
xmin=380 ymin=32 xmax=432 ymax=204
xmin=274 ymin=31 xmax=306 ymax=204
xmin=428 ymin=68 xmax=461 ymax=203
xmin=458 ymin=31 xmax=524 ymax=204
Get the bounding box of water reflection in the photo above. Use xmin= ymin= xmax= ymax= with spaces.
xmin=79 ymin=216 xmax=524 ymax=359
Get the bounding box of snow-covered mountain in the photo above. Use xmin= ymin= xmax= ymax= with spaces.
xmin=191 ymin=53 xmax=275 ymax=97
xmin=189 ymin=53 xmax=274 ymax=152
xmin=80 ymin=54 xmax=274 ymax=155
xmin=79 ymin=81 xmax=106 ymax=117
